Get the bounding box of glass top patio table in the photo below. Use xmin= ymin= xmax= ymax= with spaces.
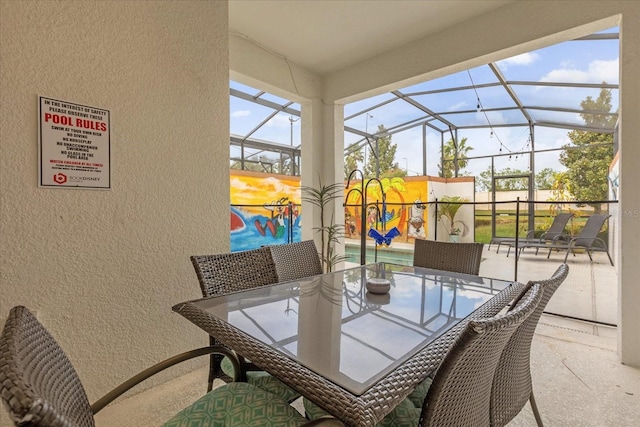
xmin=173 ymin=262 xmax=520 ymax=425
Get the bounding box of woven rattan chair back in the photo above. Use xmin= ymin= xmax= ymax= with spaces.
xmin=419 ymin=283 xmax=543 ymax=427
xmin=191 ymin=248 xmax=279 ymax=390
xmin=191 ymin=247 xmax=279 ymax=298
xmin=0 ymin=306 xmax=95 ymax=427
xmin=413 ymin=239 xmax=484 ymax=275
xmin=490 ymin=264 xmax=569 ymax=427
xmin=269 ymin=240 xmax=323 ymax=282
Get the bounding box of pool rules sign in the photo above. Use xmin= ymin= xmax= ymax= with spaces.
xmin=39 ymin=96 xmax=111 ymax=189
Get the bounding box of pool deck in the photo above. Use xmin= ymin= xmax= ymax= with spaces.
xmin=346 ymin=238 xmax=617 ymax=325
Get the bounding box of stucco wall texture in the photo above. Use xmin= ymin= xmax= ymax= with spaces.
xmin=0 ymin=0 xmax=230 ymax=408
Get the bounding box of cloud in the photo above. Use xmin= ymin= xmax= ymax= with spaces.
xmin=230 ymin=177 xmax=251 ymax=190
xmin=540 ymin=58 xmax=618 ymax=84
xmin=231 ymin=110 xmax=251 ymax=118
xmin=266 ymin=114 xmax=297 ymax=128
xmin=497 ymin=52 xmax=541 ymax=69
xmin=447 ymin=101 xmax=468 ymax=112
xmin=262 ymin=177 xmax=299 ymax=194
xmin=481 ymin=109 xmax=507 ymax=125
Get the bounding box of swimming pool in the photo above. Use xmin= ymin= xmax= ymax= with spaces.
xmin=344 ymin=243 xmax=414 ymax=265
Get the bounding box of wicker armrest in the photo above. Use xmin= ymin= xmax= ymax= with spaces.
xmin=91 ymin=345 xmax=241 ymax=414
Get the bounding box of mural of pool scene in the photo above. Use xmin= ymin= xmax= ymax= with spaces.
xmin=230 ymin=170 xmax=304 ymax=252
xmin=231 ymin=207 xmax=302 ymax=252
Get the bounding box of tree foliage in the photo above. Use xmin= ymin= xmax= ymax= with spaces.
xmin=364 ymin=125 xmax=404 ymax=178
xmin=535 ymin=168 xmax=556 ymax=190
xmin=439 ymin=137 xmax=473 ymax=178
xmin=559 ymin=87 xmax=616 ymax=212
xmin=344 ymin=142 xmax=364 ymax=179
xmin=438 ymin=195 xmax=469 ymax=236
xmin=475 ymin=167 xmax=556 ymax=192
xmin=547 ymin=171 xmax=574 ymax=215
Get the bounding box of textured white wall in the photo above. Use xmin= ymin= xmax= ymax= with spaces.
xmin=0 ymin=0 xmax=230 ymax=410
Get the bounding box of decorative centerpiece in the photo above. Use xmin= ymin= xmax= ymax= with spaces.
xmin=365 ymin=288 xmax=391 ymax=305
xmin=366 ymin=277 xmax=391 ymax=294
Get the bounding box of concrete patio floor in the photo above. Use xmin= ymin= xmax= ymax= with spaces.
xmin=93 ymin=245 xmax=639 ymax=426
xmin=93 ymin=313 xmax=639 ymax=426
xmin=481 ymin=241 xmax=617 ymax=325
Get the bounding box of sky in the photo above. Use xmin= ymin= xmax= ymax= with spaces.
xmin=230 ymin=27 xmax=619 ymax=179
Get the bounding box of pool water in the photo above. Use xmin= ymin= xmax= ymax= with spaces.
xmin=345 ymin=243 xmax=414 ymax=266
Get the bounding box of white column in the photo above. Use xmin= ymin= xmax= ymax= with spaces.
xmin=618 ymin=9 xmax=640 ymax=367
xmin=301 ymin=99 xmax=346 ymax=266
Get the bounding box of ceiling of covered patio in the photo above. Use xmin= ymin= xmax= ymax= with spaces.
xmin=228 ymin=1 xmax=619 ymax=176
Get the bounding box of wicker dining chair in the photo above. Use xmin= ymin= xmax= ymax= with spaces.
xmin=373 ymin=282 xmax=543 ymax=427
xmin=269 ymin=240 xmax=324 ymax=282
xmin=191 ymin=248 xmax=299 ymax=402
xmin=0 ymin=306 xmax=342 ymax=427
xmin=304 ymin=283 xmax=543 ymax=426
xmin=490 ymin=263 xmax=570 ymax=427
xmin=413 ymin=239 xmax=484 ymax=275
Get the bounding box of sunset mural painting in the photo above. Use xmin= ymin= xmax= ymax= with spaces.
xmin=230 ymin=170 xmax=302 ymax=252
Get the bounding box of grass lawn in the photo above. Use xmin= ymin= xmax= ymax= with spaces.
xmin=474 ymin=210 xmax=595 ymax=244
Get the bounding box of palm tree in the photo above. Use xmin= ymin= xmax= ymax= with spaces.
xmin=379 ymin=177 xmax=407 ymax=234
xmin=301 ymin=180 xmax=348 ymax=272
xmin=439 ymin=137 xmax=473 ymax=178
xmin=438 ymin=195 xmax=469 ymax=236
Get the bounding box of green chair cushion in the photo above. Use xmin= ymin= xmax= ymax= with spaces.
xmin=221 ymin=356 xmax=300 ymax=402
xmin=162 ymin=382 xmax=308 ymax=427
xmin=304 ymin=377 xmax=431 ymax=425
xmin=406 ymin=377 xmax=432 ymax=408
xmin=303 ymin=397 xmax=330 ymax=421
xmin=376 ymin=399 xmax=421 ymax=427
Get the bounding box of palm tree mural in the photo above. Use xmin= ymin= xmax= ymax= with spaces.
xmin=379 ymin=177 xmax=407 ymax=234
xmin=344 ymin=177 xmax=408 ymax=236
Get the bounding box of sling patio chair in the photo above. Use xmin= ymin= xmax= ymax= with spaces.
xmin=491 ymin=264 xmax=569 ymax=427
xmin=0 ymin=306 xmax=342 ymax=427
xmin=516 ymin=214 xmax=613 ymax=266
xmin=305 ymin=281 xmax=544 ymax=426
xmin=489 ymin=212 xmax=573 ymax=257
xmin=413 ymin=238 xmax=484 ymax=276
xmin=269 ymin=240 xmax=324 ymax=282
xmin=191 ymin=248 xmax=299 ymax=402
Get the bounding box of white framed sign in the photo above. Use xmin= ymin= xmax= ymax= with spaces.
xmin=39 ymin=96 xmax=111 ymax=189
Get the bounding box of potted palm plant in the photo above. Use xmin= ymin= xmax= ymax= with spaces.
xmin=301 ymin=179 xmax=348 ymax=272
xmin=438 ymin=195 xmax=468 ymax=242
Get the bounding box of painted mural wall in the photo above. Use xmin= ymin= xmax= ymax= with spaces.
xmin=230 ymin=170 xmax=302 ymax=251
xmin=344 ymin=176 xmax=431 ymax=242
xmin=230 ymin=171 xmax=476 ymax=251
xmin=230 ymin=172 xmax=451 ymax=251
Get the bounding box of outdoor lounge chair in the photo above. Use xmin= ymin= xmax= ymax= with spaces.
xmin=517 ymin=214 xmax=613 ymax=266
xmin=489 ymin=212 xmax=573 ymax=257
xmin=0 ymin=306 xmax=342 ymax=427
